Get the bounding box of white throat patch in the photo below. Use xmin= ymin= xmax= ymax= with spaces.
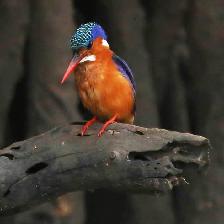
xmin=79 ymin=55 xmax=96 ymax=64
xmin=102 ymin=39 xmax=109 ymax=48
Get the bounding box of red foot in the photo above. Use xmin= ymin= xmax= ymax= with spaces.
xmin=98 ymin=114 xmax=118 ymax=137
xmin=81 ymin=116 xmax=97 ymax=136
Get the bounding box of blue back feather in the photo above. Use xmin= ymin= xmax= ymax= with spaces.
xmin=112 ymin=54 xmax=136 ymax=113
xmin=112 ymin=54 xmax=136 ymax=93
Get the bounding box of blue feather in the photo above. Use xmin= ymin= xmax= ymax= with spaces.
xmin=91 ymin=25 xmax=107 ymax=41
xmin=70 ymin=22 xmax=107 ymax=51
xmin=112 ymin=54 xmax=136 ymax=113
xmin=112 ymin=54 xmax=136 ymax=93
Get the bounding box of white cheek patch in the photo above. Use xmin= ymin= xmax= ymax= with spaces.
xmin=79 ymin=55 xmax=96 ymax=64
xmin=102 ymin=39 xmax=109 ymax=48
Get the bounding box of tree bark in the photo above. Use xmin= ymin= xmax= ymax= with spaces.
xmin=0 ymin=123 xmax=209 ymax=216
xmin=0 ymin=0 xmax=29 ymax=147
xmin=0 ymin=2 xmax=29 ymax=223
xmin=23 ymin=1 xmax=84 ymax=224
xmin=173 ymin=1 xmax=224 ymax=223
xmin=143 ymin=0 xmax=189 ymax=131
xmin=27 ymin=0 xmax=81 ymax=137
xmin=141 ymin=1 xmax=189 ymax=223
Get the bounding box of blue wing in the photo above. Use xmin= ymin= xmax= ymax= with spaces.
xmin=112 ymin=54 xmax=136 ymax=93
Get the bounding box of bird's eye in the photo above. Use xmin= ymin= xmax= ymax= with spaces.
xmin=87 ymin=41 xmax=93 ymax=49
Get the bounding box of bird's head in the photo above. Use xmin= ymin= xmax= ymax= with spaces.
xmin=71 ymin=22 xmax=107 ymax=52
xmin=61 ymin=22 xmax=109 ymax=84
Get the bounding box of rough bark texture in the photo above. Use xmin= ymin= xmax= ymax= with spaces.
xmin=0 ymin=123 xmax=209 ymax=216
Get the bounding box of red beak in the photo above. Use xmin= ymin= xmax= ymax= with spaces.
xmin=60 ymin=53 xmax=86 ymax=84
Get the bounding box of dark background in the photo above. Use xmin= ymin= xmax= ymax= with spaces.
xmin=0 ymin=0 xmax=223 ymax=224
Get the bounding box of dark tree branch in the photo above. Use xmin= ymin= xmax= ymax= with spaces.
xmin=0 ymin=122 xmax=210 ymax=215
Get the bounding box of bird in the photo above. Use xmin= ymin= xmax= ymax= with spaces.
xmin=61 ymin=22 xmax=136 ymax=137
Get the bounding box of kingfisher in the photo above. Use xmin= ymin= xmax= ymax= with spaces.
xmin=61 ymin=22 xmax=136 ymax=136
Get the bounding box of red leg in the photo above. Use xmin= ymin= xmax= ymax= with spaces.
xmin=98 ymin=114 xmax=118 ymax=137
xmin=81 ymin=116 xmax=97 ymax=136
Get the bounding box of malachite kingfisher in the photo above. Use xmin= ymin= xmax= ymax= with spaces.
xmin=61 ymin=22 xmax=136 ymax=137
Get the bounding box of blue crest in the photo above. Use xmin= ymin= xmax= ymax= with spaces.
xmin=70 ymin=22 xmax=107 ymax=51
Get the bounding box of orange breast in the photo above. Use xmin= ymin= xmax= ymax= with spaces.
xmin=74 ymin=51 xmax=135 ymax=123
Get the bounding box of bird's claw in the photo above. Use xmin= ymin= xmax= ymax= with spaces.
xmin=97 ymin=114 xmax=117 ymax=137
xmin=80 ymin=116 xmax=97 ymax=136
xmin=80 ymin=115 xmax=117 ymax=137
xmin=97 ymin=129 xmax=105 ymax=137
xmin=81 ymin=127 xmax=88 ymax=136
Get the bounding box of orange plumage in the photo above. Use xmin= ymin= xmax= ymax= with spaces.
xmin=74 ymin=37 xmax=134 ymax=124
